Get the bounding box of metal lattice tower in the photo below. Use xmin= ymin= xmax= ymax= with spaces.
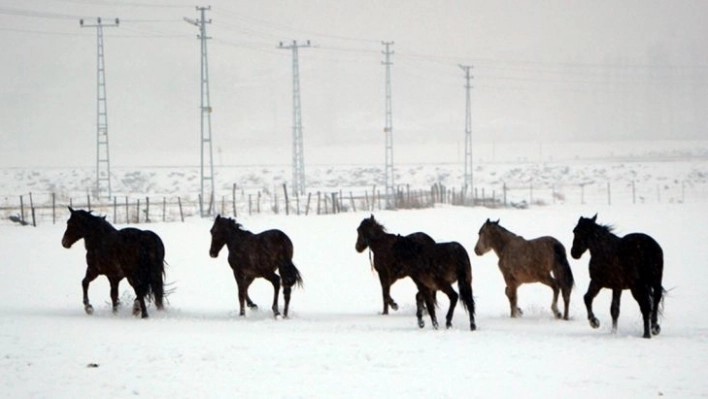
xmin=382 ymin=41 xmax=395 ymax=208
xmin=185 ymin=7 xmax=215 ymax=217
xmin=459 ymin=65 xmax=473 ymax=201
xmin=80 ymin=17 xmax=119 ymax=200
xmin=278 ymin=40 xmax=311 ymax=196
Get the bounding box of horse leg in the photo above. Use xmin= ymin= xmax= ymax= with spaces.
xmin=415 ymin=290 xmax=425 ymax=328
xmin=539 ymin=274 xmax=562 ymax=319
xmin=108 ymin=276 xmax=121 ymax=314
xmin=440 ymin=285 xmax=458 ymax=329
xmin=505 ymin=282 xmax=522 ymax=317
xmin=265 ymin=272 xmax=282 ymax=318
xmin=630 ymin=286 xmax=653 ymax=339
xmin=240 ymin=276 xmax=257 ymax=309
xmin=610 ymin=289 xmax=622 ymax=333
xmin=584 ymin=280 xmax=602 ymax=329
xmin=379 ymin=275 xmax=397 ymax=314
xmin=561 ymin=284 xmax=572 ymax=321
xmin=416 ymin=283 xmax=438 ymax=329
xmin=233 ymin=272 xmax=251 ymax=316
xmin=651 ymin=285 xmax=663 ymax=335
xmin=81 ymin=269 xmax=99 ymax=315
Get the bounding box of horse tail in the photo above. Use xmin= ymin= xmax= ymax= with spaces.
xmin=141 ymin=232 xmax=166 ymax=309
xmin=280 ymin=261 xmax=304 ymax=289
xmin=552 ymin=241 xmax=575 ymax=295
xmin=453 ymin=243 xmax=475 ymax=317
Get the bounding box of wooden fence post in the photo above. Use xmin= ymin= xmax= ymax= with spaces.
xmin=178 ymin=197 xmax=184 ymax=222
xmin=283 ymin=184 xmax=289 ymax=216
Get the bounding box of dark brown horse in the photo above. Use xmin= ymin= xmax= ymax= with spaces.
xmin=356 ymin=216 xmax=435 ymax=315
xmin=209 ymin=215 xmax=303 ymax=318
xmin=356 ymin=215 xmax=476 ymax=330
xmin=571 ymin=214 xmax=664 ymax=338
xmin=61 ymin=207 xmax=166 ymax=318
xmin=474 ymin=219 xmax=574 ymax=320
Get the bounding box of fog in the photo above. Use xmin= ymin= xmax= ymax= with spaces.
xmin=1 ymin=0 xmax=706 ymax=168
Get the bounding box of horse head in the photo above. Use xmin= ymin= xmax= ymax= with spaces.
xmin=209 ymin=214 xmax=236 ymax=258
xmin=473 ymin=218 xmax=499 ymax=256
xmin=355 ymin=214 xmax=384 ymax=253
xmin=61 ymin=207 xmax=90 ymax=248
xmin=570 ymin=214 xmax=598 ymax=259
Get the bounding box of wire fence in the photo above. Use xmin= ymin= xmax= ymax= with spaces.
xmin=3 ymin=178 xmax=707 ymax=226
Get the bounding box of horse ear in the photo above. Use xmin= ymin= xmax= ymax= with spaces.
xmin=68 ymin=206 xmax=74 ymax=213
xmin=495 ymin=219 xmax=500 ymax=224
xmin=591 ymin=213 xmax=597 ymax=222
xmin=215 ymin=214 xmax=221 ymax=220
xmin=485 ymin=218 xmax=490 ymax=223
xmin=370 ymin=214 xmax=375 ymax=221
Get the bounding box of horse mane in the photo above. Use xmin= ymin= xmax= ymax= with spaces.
xmin=220 ymin=216 xmax=250 ymax=234
xmin=75 ymin=209 xmax=116 ymax=233
xmin=489 ymin=220 xmax=521 ymax=239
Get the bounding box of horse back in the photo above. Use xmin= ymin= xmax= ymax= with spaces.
xmin=230 ymin=229 xmax=294 ymax=267
xmin=619 ymin=233 xmax=664 ymax=284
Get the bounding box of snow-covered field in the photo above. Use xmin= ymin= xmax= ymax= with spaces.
xmin=1 ymin=201 xmax=706 ymax=397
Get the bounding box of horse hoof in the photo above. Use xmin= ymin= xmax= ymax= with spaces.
xmin=589 ymin=318 xmax=600 ymax=329
xmin=432 ymin=322 xmax=439 ymax=330
xmin=248 ymin=303 xmax=258 ymax=309
xmin=652 ymin=325 xmax=661 ymax=336
xmin=132 ymin=301 xmax=141 ymax=316
xmin=417 ymin=320 xmax=425 ymax=329
xmin=554 ymin=311 xmax=562 ymax=319
xmin=470 ymin=323 xmax=477 ymax=331
xmin=390 ymin=303 xmax=399 ymax=311
xmin=84 ymin=304 xmax=94 ymax=315
xmin=446 ymin=322 xmax=453 ymax=329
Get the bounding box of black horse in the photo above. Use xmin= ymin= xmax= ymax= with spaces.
xmin=209 ymin=215 xmax=303 ymax=318
xmin=61 ymin=207 xmax=166 ymax=318
xmin=356 ymin=215 xmax=476 ymax=330
xmin=571 ymin=214 xmax=664 ymax=338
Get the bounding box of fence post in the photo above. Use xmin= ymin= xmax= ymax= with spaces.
xmin=632 ymin=181 xmax=636 ymax=204
xmin=350 ymin=192 xmax=356 ymax=212
xmin=20 ymin=195 xmax=25 ymax=224
xmin=163 ymin=197 xmax=167 ymax=222
xmin=178 ymin=197 xmax=184 ymax=222
xmin=125 ymin=197 xmax=129 ymax=224
xmin=87 ymin=194 xmax=91 ymax=212
xmin=283 ymin=184 xmax=289 ymax=216
xmin=52 ymin=193 xmax=56 ymax=224
xmin=503 ymin=183 xmax=507 ymax=207
xmin=580 ymin=184 xmax=585 ymax=205
xmin=607 ymin=182 xmax=611 ymax=206
xmin=145 ymin=196 xmax=150 ymax=223
xmin=113 ymin=196 xmax=117 ymax=223
xmin=232 ymin=183 xmax=237 ymax=217
xmin=306 ymin=192 xmax=312 ymax=216
xmin=136 ymin=199 xmax=141 ymax=224
xmin=248 ymin=194 xmax=252 ymax=216
xmin=317 ymin=192 xmax=321 ymax=215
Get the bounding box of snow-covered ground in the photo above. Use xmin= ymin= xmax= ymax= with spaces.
xmin=1 ymin=201 xmax=706 ymax=397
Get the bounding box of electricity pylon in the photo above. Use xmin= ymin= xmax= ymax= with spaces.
xmin=278 ymin=40 xmax=311 ymax=196
xmin=185 ymin=7 xmax=215 ymax=216
xmin=80 ymin=17 xmax=119 ymax=200
xmin=382 ymin=41 xmax=395 ymax=209
xmin=459 ymin=64 xmax=473 ymax=203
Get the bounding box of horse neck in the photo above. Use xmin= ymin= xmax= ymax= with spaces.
xmin=365 ymin=230 xmax=395 ymax=253
xmin=587 ymin=227 xmax=620 ymax=256
xmin=82 ymin=220 xmax=118 ymax=250
xmin=225 ymin=226 xmax=253 ymax=251
xmin=489 ymin=226 xmax=518 ymax=255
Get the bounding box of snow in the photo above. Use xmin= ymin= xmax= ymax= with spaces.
xmin=1 ymin=200 xmax=707 ymax=398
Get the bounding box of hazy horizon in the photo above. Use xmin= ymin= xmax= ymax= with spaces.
xmin=1 ymin=1 xmax=706 ymax=169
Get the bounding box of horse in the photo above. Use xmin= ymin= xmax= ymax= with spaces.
xmin=474 ymin=219 xmax=574 ymax=320
xmin=356 ymin=215 xmax=476 ymax=330
xmin=61 ymin=207 xmax=166 ymax=318
xmin=209 ymin=215 xmax=303 ymax=318
xmin=571 ymin=214 xmax=664 ymax=338
xmin=356 ymin=216 xmax=435 ymax=315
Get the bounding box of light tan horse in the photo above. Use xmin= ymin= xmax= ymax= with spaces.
xmin=474 ymin=219 xmax=574 ymax=319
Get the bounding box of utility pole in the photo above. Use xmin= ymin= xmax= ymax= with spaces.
xmin=382 ymin=41 xmax=395 ymax=209
xmin=185 ymin=7 xmax=215 ymax=217
xmin=80 ymin=17 xmax=119 ymax=200
xmin=278 ymin=40 xmax=311 ymax=196
xmin=459 ymin=64 xmax=473 ymax=203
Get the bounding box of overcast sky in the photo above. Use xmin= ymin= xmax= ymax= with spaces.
xmin=1 ymin=0 xmax=706 ymax=167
